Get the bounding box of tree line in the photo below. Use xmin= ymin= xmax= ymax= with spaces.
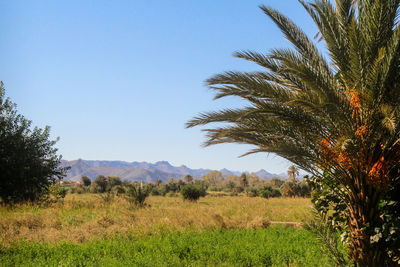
xmin=62 ymin=166 xmax=310 ymax=199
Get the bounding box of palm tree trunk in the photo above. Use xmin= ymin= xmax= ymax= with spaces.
xmin=347 ymin=193 xmax=391 ymax=266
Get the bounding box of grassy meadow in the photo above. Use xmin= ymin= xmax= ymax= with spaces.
xmin=0 ymin=195 xmax=336 ymax=266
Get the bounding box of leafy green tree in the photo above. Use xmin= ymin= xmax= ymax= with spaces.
xmin=93 ymin=175 xmax=107 ymax=193
xmin=106 ymin=176 xmax=122 ymax=191
xmin=0 ymin=83 xmax=68 ymax=204
xmin=187 ymin=1 xmax=400 ymax=265
xmin=81 ymin=176 xmax=91 ymax=187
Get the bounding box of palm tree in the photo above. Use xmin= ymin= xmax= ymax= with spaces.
xmin=187 ymin=1 xmax=400 ymax=265
xmin=287 ymin=165 xmax=299 ymax=181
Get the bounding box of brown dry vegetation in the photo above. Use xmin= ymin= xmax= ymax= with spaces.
xmin=0 ymin=194 xmax=310 ymax=246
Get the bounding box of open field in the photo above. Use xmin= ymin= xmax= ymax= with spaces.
xmin=0 ymin=195 xmax=335 ymax=266
xmin=0 ymin=195 xmax=311 ymax=245
xmin=0 ymin=227 xmax=334 ymax=266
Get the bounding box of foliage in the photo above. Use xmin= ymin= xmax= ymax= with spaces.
xmin=0 ymin=83 xmax=68 ymax=205
xmin=81 ymin=176 xmax=91 ymax=187
xmin=0 ymin=227 xmax=335 ymax=266
xmin=48 ymin=185 xmax=68 ymax=200
xmin=239 ymin=173 xmax=248 ymax=188
xmin=287 ymin=166 xmax=299 ymax=182
xmin=93 ymin=176 xmax=107 ymax=193
xmin=180 ymin=185 xmax=206 ymax=201
xmin=111 ymin=185 xmax=125 ymax=195
xmin=98 ymin=191 xmax=114 ymax=204
xmin=259 ymin=185 xmax=281 ymax=199
xmin=125 ymin=182 xmax=150 ymax=207
xmin=304 ymin=208 xmax=351 ymax=266
xmin=186 ymin=1 xmax=400 ymax=265
xmin=106 ymin=176 xmax=122 ymax=191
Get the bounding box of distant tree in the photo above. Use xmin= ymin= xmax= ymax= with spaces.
xmin=298 ymin=181 xmax=311 ymax=198
xmin=106 ymin=176 xmax=122 ymax=191
xmin=93 ymin=175 xmax=107 ymax=193
xmin=81 ymin=176 xmax=91 ymax=187
xmin=225 ymin=180 xmax=236 ymax=191
xmin=0 ymin=83 xmax=68 ymax=204
xmin=155 ymin=179 xmax=162 ymax=187
xmin=280 ymin=181 xmax=302 ymax=198
xmin=184 ymin=174 xmax=193 ymax=184
xmin=202 ymin=171 xmax=223 ymax=186
xmin=239 ymin=173 xmax=248 ymax=188
xmin=287 ymin=165 xmax=299 ymax=182
xmin=270 ymin=178 xmax=285 ymax=188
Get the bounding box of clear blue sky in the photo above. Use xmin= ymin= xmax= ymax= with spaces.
xmin=0 ymin=1 xmax=318 ymax=174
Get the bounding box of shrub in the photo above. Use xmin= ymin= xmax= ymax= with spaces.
xmin=208 ymin=186 xmax=222 ymax=192
xmin=246 ymin=187 xmax=259 ymax=197
xmin=270 ymin=188 xmax=281 ymax=198
xmin=98 ymin=191 xmax=114 ymax=204
xmin=125 ymin=182 xmax=150 ymax=207
xmin=111 ymin=185 xmax=125 ymax=195
xmin=89 ymin=185 xmax=103 ymax=194
xmin=106 ymin=176 xmax=122 ymax=191
xmin=75 ymin=186 xmax=85 ymax=194
xmin=49 ymin=185 xmax=68 ymax=200
xmin=180 ymin=185 xmax=206 ymax=201
xmin=81 ymin=176 xmax=91 ymax=187
xmin=259 ymin=186 xmax=274 ymax=199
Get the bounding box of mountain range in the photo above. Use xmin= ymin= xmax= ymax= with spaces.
xmin=60 ymin=159 xmax=287 ymax=183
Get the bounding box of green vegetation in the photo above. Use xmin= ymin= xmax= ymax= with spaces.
xmin=180 ymin=185 xmax=206 ymax=201
xmin=0 ymin=227 xmax=335 ymax=266
xmin=0 ymin=195 xmax=310 ymax=246
xmin=186 ymin=1 xmax=400 ymax=265
xmin=124 ymin=182 xmax=151 ymax=207
xmin=0 ymin=83 xmax=68 ymax=205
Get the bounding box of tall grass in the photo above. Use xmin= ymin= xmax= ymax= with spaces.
xmin=0 ymin=195 xmax=310 ymax=245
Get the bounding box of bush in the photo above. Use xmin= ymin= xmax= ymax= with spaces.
xmin=75 ymin=186 xmax=85 ymax=194
xmin=208 ymin=186 xmax=222 ymax=192
xmin=125 ymin=183 xmax=150 ymax=207
xmin=259 ymin=186 xmax=274 ymax=199
xmin=0 ymin=83 xmax=68 ymax=204
xmin=81 ymin=176 xmax=91 ymax=187
xmin=111 ymin=185 xmax=125 ymax=195
xmin=180 ymin=185 xmax=206 ymax=201
xmin=90 ymin=185 xmax=103 ymax=194
xmin=246 ymin=187 xmax=259 ymax=197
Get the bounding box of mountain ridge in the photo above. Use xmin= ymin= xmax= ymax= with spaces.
xmin=61 ymin=159 xmax=286 ymax=183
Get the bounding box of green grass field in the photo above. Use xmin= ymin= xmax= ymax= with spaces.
xmin=0 ymin=195 xmax=335 ymax=266
xmin=1 ymin=227 xmax=334 ymax=266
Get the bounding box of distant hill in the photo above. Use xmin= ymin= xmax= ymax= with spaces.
xmin=60 ymin=159 xmax=286 ymax=182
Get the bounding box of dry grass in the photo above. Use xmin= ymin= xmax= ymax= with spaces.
xmin=0 ymin=194 xmax=311 ymax=246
